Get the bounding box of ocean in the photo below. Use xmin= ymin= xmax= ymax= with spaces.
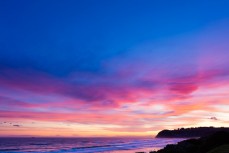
xmin=0 ymin=137 xmax=184 ymax=153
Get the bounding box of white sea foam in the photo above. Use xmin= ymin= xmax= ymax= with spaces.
xmin=0 ymin=137 xmax=185 ymax=153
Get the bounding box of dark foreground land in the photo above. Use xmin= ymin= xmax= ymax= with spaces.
xmin=149 ymin=131 xmax=229 ymax=153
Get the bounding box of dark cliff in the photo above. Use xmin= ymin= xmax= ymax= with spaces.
xmin=156 ymin=127 xmax=229 ymax=138
xmin=150 ymin=131 xmax=229 ymax=153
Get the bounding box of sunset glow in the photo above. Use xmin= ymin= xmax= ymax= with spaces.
xmin=0 ymin=0 xmax=229 ymax=137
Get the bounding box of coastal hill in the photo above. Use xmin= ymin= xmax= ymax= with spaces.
xmin=156 ymin=127 xmax=229 ymax=138
xmin=150 ymin=131 xmax=229 ymax=153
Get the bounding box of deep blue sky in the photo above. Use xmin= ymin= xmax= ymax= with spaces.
xmin=1 ymin=0 xmax=229 ymax=76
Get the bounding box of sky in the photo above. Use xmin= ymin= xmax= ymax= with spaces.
xmin=0 ymin=0 xmax=229 ymax=137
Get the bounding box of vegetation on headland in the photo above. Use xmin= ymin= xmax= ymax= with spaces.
xmin=136 ymin=127 xmax=229 ymax=153
xmin=156 ymin=127 xmax=229 ymax=138
xmin=150 ymin=131 xmax=229 ymax=153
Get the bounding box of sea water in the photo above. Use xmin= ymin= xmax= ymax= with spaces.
xmin=0 ymin=137 xmax=185 ymax=153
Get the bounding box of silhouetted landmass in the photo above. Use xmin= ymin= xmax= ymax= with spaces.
xmin=156 ymin=127 xmax=229 ymax=138
xmin=150 ymin=131 xmax=229 ymax=153
xmin=207 ymin=145 xmax=229 ymax=153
